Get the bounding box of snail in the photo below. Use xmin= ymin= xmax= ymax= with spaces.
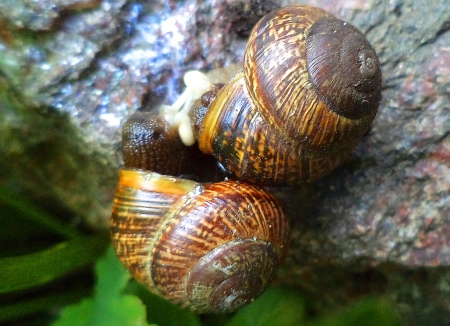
xmin=111 ymin=169 xmax=289 ymax=314
xmin=113 ymin=77 xmax=289 ymax=314
xmin=188 ymin=5 xmax=381 ymax=186
xmin=111 ymin=5 xmax=381 ymax=314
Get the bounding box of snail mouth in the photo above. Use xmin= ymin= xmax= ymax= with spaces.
xmin=184 ymin=238 xmax=278 ymax=314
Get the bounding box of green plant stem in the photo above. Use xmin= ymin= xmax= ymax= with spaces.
xmin=0 ymin=233 xmax=109 ymax=293
xmin=0 ymin=185 xmax=80 ymax=239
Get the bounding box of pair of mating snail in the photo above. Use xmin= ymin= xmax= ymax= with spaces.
xmin=111 ymin=5 xmax=382 ymax=314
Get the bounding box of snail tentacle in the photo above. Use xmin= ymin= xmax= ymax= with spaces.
xmin=160 ymin=70 xmax=212 ymax=146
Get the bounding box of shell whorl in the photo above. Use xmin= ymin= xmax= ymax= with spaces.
xmin=306 ymin=15 xmax=382 ymax=120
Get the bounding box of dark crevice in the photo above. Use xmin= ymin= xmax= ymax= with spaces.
xmin=436 ymin=19 xmax=450 ymax=38
xmin=418 ymin=20 xmax=450 ymax=47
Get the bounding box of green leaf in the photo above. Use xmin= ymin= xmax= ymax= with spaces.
xmin=307 ymin=296 xmax=401 ymax=326
xmin=53 ymin=298 xmax=95 ymax=326
xmin=0 ymin=233 xmax=109 ymax=293
xmin=52 ymin=246 xmax=153 ymax=326
xmin=226 ymin=286 xmax=307 ymax=326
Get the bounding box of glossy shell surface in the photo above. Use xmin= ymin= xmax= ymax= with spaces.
xmin=111 ymin=169 xmax=289 ymax=313
xmin=198 ymin=5 xmax=381 ymax=185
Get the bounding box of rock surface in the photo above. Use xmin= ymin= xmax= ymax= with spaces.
xmin=0 ymin=0 xmax=449 ymax=323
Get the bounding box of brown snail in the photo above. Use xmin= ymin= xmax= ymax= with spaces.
xmin=190 ymin=5 xmax=382 ymax=186
xmin=111 ymin=5 xmax=381 ymax=314
xmin=113 ymin=84 xmax=289 ymax=314
xmin=111 ymin=169 xmax=289 ymax=313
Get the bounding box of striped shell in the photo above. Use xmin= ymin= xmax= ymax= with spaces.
xmin=197 ymin=5 xmax=381 ymax=185
xmin=111 ymin=169 xmax=289 ymax=314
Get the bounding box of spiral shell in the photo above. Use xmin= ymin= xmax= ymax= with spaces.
xmin=111 ymin=169 xmax=289 ymax=314
xmin=196 ymin=5 xmax=381 ymax=185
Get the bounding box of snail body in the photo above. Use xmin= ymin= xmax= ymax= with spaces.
xmin=122 ymin=112 xmax=192 ymax=176
xmin=111 ymin=169 xmax=289 ymax=313
xmin=193 ymin=6 xmax=381 ymax=185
